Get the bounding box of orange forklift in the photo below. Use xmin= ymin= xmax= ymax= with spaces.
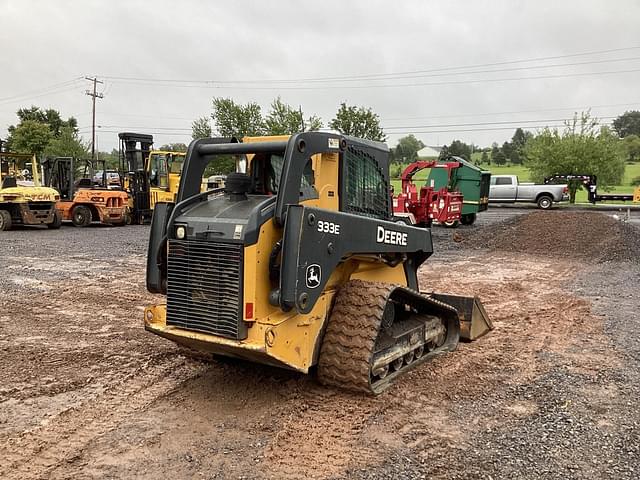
xmin=42 ymin=157 xmax=129 ymax=227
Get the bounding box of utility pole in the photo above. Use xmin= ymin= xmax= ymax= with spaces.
xmin=299 ymin=106 xmax=305 ymax=132
xmin=85 ymin=77 xmax=104 ymax=160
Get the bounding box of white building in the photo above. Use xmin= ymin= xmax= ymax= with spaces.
xmin=416 ymin=145 xmax=442 ymax=159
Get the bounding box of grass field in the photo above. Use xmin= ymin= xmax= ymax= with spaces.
xmin=391 ymin=160 xmax=639 ymax=205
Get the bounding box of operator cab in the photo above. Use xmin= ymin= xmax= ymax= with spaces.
xmin=246 ymin=153 xmax=316 ymax=198
xmin=149 ymin=152 xmax=185 ymax=189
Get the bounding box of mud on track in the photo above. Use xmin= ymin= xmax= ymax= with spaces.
xmin=0 ymin=216 xmax=638 ymax=479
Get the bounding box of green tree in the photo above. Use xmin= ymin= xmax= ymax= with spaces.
xmin=329 ymin=102 xmax=385 ymax=141
xmin=510 ymin=128 xmax=531 ymax=164
xmin=9 ymin=120 xmax=52 ymax=156
xmin=264 ymin=97 xmax=322 ymax=135
xmin=494 ymin=149 xmax=507 ymax=165
xmin=490 ymin=142 xmax=500 ymax=164
xmin=211 ymin=97 xmax=264 ymax=138
xmin=192 ymin=116 xmax=212 ymax=139
xmin=612 ymin=110 xmax=640 ymax=138
xmin=511 ymin=128 xmax=528 ymax=151
xmin=6 ymin=106 xmax=79 ymax=152
xmin=501 ymin=141 xmax=514 ymax=161
xmin=481 ymin=150 xmax=489 ymax=164
xmin=9 ymin=106 xmax=77 ymax=137
xmin=525 ymin=112 xmax=625 ymax=203
xmin=159 ymin=143 xmax=188 ymax=152
xmin=44 ymin=126 xmax=89 ymax=158
xmin=98 ymin=148 xmax=120 ymax=169
xmin=438 ymin=145 xmax=450 ymax=160
xmin=208 ymin=98 xmax=265 ymax=175
xmin=445 ymin=139 xmax=472 ymax=160
xmin=393 ymin=134 xmax=425 ymax=163
xmin=510 ymin=150 xmax=523 ymax=165
xmin=621 ymin=134 xmax=640 ymax=162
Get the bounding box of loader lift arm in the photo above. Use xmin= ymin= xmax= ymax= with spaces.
xmin=279 ymin=204 xmax=433 ymax=313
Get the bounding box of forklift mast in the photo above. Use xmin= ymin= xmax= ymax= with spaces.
xmin=42 ymin=157 xmax=105 ymax=200
xmin=118 ymin=132 xmax=154 ymax=223
xmin=42 ymin=157 xmax=75 ymax=200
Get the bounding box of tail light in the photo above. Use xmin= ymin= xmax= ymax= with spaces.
xmin=563 ymin=186 xmax=568 ymax=193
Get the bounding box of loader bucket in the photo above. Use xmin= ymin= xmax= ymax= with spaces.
xmin=428 ymin=293 xmax=493 ymax=341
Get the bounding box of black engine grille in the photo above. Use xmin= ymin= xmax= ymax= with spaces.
xmin=166 ymin=239 xmax=244 ymax=339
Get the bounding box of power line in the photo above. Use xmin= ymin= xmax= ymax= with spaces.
xmin=383 ymin=116 xmax=617 ymax=130
xmin=78 ymin=115 xmax=618 ymax=137
xmin=78 ymin=102 xmax=640 ymax=128
xmin=99 ymin=45 xmax=640 ymax=85
xmin=100 ymin=67 xmax=640 ymax=91
xmin=386 ymin=122 xmax=614 ymax=136
xmin=0 ymin=78 xmax=84 ymax=105
xmin=95 ymin=125 xmax=191 ymax=131
xmin=76 ymin=111 xmax=195 ymax=121
xmin=383 ymin=102 xmax=640 ymax=121
xmin=104 ymin=55 xmax=640 ymax=85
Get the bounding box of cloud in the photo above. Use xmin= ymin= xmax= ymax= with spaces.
xmin=1 ymin=0 xmax=639 ymax=151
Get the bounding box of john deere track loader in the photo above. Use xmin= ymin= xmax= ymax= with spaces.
xmin=145 ymin=133 xmax=492 ymax=394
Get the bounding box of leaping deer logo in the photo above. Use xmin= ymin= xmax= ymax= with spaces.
xmin=306 ymin=264 xmax=321 ymax=289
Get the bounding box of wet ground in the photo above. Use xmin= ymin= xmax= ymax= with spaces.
xmin=0 ymin=211 xmax=638 ymax=479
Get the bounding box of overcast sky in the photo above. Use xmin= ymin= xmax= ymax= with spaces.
xmin=1 ymin=0 xmax=639 ymax=153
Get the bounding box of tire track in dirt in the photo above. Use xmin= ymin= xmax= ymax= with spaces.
xmin=0 ymin=355 xmax=206 ymax=479
xmin=263 ymin=385 xmax=381 ymax=479
xmin=0 ymin=252 xmax=207 ymax=479
xmin=261 ymin=253 xmax=604 ymax=480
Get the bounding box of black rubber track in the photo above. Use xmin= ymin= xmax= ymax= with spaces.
xmin=317 ymin=279 xmax=460 ymax=395
xmin=317 ymin=279 xmax=393 ymax=394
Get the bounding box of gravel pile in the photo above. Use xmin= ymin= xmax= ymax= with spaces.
xmin=461 ymin=211 xmax=640 ymax=263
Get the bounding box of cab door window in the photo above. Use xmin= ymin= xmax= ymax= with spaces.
xmin=150 ymin=154 xmax=169 ymax=189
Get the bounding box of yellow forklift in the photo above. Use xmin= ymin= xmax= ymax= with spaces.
xmin=118 ymin=132 xmax=186 ymax=224
xmin=0 ymin=150 xmax=61 ymax=231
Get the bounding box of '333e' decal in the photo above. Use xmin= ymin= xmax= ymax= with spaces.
xmin=317 ymin=220 xmax=340 ymax=235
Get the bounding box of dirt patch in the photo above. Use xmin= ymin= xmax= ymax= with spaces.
xmin=461 ymin=211 xmax=640 ymax=263
xmin=1 ymin=224 xmax=638 ymax=479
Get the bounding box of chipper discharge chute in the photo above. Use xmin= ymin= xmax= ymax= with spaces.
xmin=144 ymin=133 xmax=493 ymax=395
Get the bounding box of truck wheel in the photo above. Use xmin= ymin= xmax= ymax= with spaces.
xmin=48 ymin=210 xmax=62 ymax=229
xmin=0 ymin=210 xmax=12 ymax=231
xmin=443 ymin=220 xmax=459 ymax=228
xmin=537 ymin=195 xmax=553 ymax=210
xmin=72 ymin=205 xmax=92 ymax=227
xmin=460 ymin=213 xmax=476 ymax=226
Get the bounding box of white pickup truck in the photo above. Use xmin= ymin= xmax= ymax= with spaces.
xmin=489 ymin=175 xmax=569 ymax=209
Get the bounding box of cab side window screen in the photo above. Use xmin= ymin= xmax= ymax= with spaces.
xmin=343 ymin=147 xmax=389 ymax=219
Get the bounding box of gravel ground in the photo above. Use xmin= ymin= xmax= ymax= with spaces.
xmin=460 ymin=211 xmax=640 ymax=262
xmin=0 ymin=212 xmax=638 ymax=479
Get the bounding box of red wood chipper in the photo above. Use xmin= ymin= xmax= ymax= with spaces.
xmin=392 ymin=160 xmax=463 ymax=226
